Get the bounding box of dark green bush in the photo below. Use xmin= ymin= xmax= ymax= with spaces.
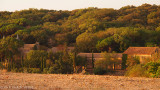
xmin=18 ymin=68 xmax=24 ymax=72
xmin=31 ymin=68 xmax=41 ymax=73
xmin=43 ymin=68 xmax=49 ymax=74
xmin=48 ymin=66 xmax=60 ymax=74
xmin=144 ymin=62 xmax=160 ymax=77
xmin=11 ymin=68 xmax=18 ymax=72
xmin=48 ymin=66 xmax=55 ymax=74
xmin=94 ymin=67 xmax=106 ymax=75
xmin=155 ymin=66 xmax=160 ymax=78
xmin=27 ymin=68 xmax=41 ymax=73
xmin=7 ymin=63 xmax=12 ymax=71
xmin=0 ymin=62 xmax=4 ymax=69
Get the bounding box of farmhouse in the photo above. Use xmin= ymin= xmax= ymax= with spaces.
xmin=17 ymin=33 xmax=49 ymax=57
xmin=123 ymin=47 xmax=160 ymax=64
xmin=18 ymin=42 xmax=40 ymax=57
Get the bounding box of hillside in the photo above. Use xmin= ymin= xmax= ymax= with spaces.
xmin=0 ymin=4 xmax=160 ymax=53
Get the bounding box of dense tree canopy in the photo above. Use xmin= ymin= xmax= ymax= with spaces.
xmin=1 ymin=4 xmax=160 ymax=53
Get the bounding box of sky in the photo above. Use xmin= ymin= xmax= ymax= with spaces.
xmin=0 ymin=0 xmax=160 ymax=12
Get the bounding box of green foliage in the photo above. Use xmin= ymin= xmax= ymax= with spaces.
xmin=144 ymin=62 xmax=160 ymax=77
xmin=156 ymin=26 xmax=160 ymax=31
xmin=25 ymin=50 xmax=48 ymax=69
xmin=122 ymin=54 xmax=127 ymax=69
xmin=49 ymin=49 xmax=74 ymax=74
xmin=75 ymin=56 xmax=86 ymax=66
xmin=96 ymin=36 xmax=116 ymax=52
xmin=94 ymin=67 xmax=106 ymax=75
xmin=0 ymin=37 xmax=24 ymax=57
xmin=155 ymin=66 xmax=160 ymax=78
xmin=48 ymin=66 xmax=59 ymax=74
xmin=31 ymin=29 xmax=49 ymax=45
xmin=93 ymin=52 xmax=113 ymax=75
xmin=27 ymin=68 xmax=41 ymax=73
xmin=0 ymin=37 xmax=24 ymax=70
xmin=1 ymin=4 xmax=160 ymax=52
xmin=126 ymin=56 xmax=140 ymax=68
xmin=76 ymin=32 xmax=98 ymax=52
xmin=125 ymin=64 xmax=149 ymax=77
xmin=0 ymin=62 xmax=4 ymax=69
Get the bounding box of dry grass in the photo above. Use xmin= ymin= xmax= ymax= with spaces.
xmin=0 ymin=70 xmax=160 ymax=90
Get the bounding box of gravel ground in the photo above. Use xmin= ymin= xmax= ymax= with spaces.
xmin=0 ymin=70 xmax=160 ymax=90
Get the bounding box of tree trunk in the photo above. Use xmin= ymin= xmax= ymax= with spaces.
xmin=21 ymin=55 xmax=23 ymax=68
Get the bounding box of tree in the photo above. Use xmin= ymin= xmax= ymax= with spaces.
xmin=94 ymin=52 xmax=113 ymax=74
xmin=76 ymin=32 xmax=98 ymax=52
xmin=51 ymin=47 xmax=74 ymax=74
xmin=25 ymin=50 xmax=48 ymax=71
xmin=31 ymin=29 xmax=49 ymax=45
xmin=96 ymin=36 xmax=117 ymax=52
xmin=0 ymin=36 xmax=24 ymax=70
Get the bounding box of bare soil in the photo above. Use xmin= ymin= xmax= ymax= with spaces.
xmin=0 ymin=70 xmax=160 ymax=90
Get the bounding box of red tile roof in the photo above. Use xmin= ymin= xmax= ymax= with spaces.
xmin=123 ymin=47 xmax=159 ymax=55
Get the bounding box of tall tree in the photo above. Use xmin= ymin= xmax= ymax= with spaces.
xmin=0 ymin=36 xmax=24 ymax=69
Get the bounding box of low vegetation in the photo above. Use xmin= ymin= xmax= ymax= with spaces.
xmin=125 ymin=55 xmax=160 ymax=78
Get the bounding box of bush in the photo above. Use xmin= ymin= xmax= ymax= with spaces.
xmin=155 ymin=66 xmax=160 ymax=78
xmin=11 ymin=68 xmax=18 ymax=72
xmin=18 ymin=68 xmax=24 ymax=72
xmin=25 ymin=50 xmax=48 ymax=69
xmin=0 ymin=62 xmax=4 ymax=69
xmin=23 ymin=68 xmax=28 ymax=73
xmin=94 ymin=59 xmax=109 ymax=75
xmin=27 ymin=68 xmax=41 ymax=73
xmin=144 ymin=62 xmax=160 ymax=77
xmin=94 ymin=67 xmax=106 ymax=75
xmin=7 ymin=63 xmax=12 ymax=71
xmin=46 ymin=59 xmax=53 ymax=68
xmin=126 ymin=56 xmax=140 ymax=68
xmin=125 ymin=64 xmax=149 ymax=77
xmin=48 ymin=66 xmax=59 ymax=74
xmin=43 ymin=68 xmax=49 ymax=74
xmin=31 ymin=68 xmax=41 ymax=73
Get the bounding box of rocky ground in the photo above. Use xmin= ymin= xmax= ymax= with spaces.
xmin=0 ymin=70 xmax=160 ymax=90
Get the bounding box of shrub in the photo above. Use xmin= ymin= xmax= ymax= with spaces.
xmin=11 ymin=68 xmax=18 ymax=72
xmin=75 ymin=56 xmax=86 ymax=66
xmin=144 ymin=62 xmax=160 ymax=77
xmin=25 ymin=50 xmax=48 ymax=69
xmin=23 ymin=68 xmax=28 ymax=73
xmin=46 ymin=59 xmax=53 ymax=68
xmin=94 ymin=67 xmax=106 ymax=75
xmin=27 ymin=68 xmax=41 ymax=73
xmin=7 ymin=63 xmax=12 ymax=71
xmin=125 ymin=64 xmax=149 ymax=77
xmin=18 ymin=68 xmax=24 ymax=72
xmin=43 ymin=68 xmax=49 ymax=74
xmin=0 ymin=62 xmax=4 ymax=69
xmin=122 ymin=54 xmax=127 ymax=69
xmin=31 ymin=68 xmax=41 ymax=73
xmin=155 ymin=66 xmax=160 ymax=78
xmin=126 ymin=56 xmax=140 ymax=68
xmin=94 ymin=60 xmax=108 ymax=75
xmin=48 ymin=66 xmax=59 ymax=74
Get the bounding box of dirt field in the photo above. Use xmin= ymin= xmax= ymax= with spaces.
xmin=0 ymin=70 xmax=160 ymax=90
